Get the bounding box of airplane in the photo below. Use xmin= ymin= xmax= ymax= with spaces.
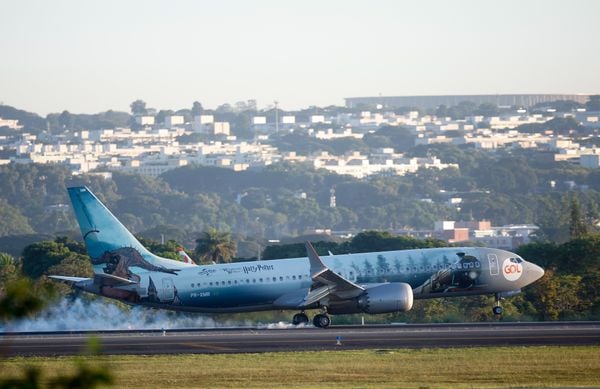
xmin=51 ymin=186 xmax=545 ymax=328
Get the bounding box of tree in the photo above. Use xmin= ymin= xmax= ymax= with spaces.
xmin=0 ymin=278 xmax=46 ymax=321
xmin=569 ymin=197 xmax=588 ymax=239
xmin=191 ymin=101 xmax=204 ymax=115
xmin=195 ymin=228 xmax=237 ymax=264
xmin=58 ymin=110 xmax=73 ymax=129
xmin=130 ymin=99 xmax=147 ymax=115
xmin=0 ymin=199 xmax=34 ymax=236
xmin=262 ymin=241 xmax=338 ymax=260
xmin=343 ymin=230 xmax=446 ymax=254
xmin=516 ymin=241 xmax=558 ymax=269
xmin=0 ymin=252 xmax=19 ymax=289
xmin=586 ymin=95 xmax=600 ymax=112
xmin=559 ymin=233 xmax=600 ymax=275
xmin=475 ymin=103 xmax=499 ymax=117
xmin=155 ymin=109 xmax=174 ymax=124
xmin=21 ymin=240 xmax=71 ymax=279
xmin=525 ymin=269 xmax=586 ymax=320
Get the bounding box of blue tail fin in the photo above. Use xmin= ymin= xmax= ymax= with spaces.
xmin=67 ymin=186 xmax=191 ymax=275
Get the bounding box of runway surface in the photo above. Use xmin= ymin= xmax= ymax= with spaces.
xmin=2 ymin=322 xmax=599 ymax=357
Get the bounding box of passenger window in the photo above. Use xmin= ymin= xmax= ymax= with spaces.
xmin=292 ymin=275 xmax=296 ymax=280
xmin=279 ymin=276 xmax=283 ymax=281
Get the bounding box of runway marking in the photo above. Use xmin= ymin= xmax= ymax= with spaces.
xmin=177 ymin=342 xmax=233 ymax=351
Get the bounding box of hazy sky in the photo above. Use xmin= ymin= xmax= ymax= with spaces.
xmin=1 ymin=0 xmax=599 ymax=115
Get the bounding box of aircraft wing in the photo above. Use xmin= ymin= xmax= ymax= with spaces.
xmin=303 ymin=242 xmax=365 ymax=306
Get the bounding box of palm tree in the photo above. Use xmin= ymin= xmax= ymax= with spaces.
xmin=194 ymin=228 xmax=237 ymax=264
xmin=0 ymin=252 xmax=14 ymax=267
xmin=0 ymin=252 xmax=18 ymax=287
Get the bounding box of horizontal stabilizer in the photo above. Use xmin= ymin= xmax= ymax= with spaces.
xmin=48 ymin=275 xmax=91 ymax=284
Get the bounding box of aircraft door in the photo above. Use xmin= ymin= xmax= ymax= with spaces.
xmin=487 ymin=254 xmax=499 ymax=276
xmin=159 ymin=278 xmax=175 ymax=302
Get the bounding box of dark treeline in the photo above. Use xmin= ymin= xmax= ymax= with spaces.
xmin=1 ymin=145 xmax=600 ymax=258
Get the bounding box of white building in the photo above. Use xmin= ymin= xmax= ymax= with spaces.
xmin=282 ymin=115 xmax=295 ymax=124
xmin=135 ymin=116 xmax=155 ymax=126
xmin=214 ymin=122 xmax=231 ymax=136
xmin=253 ymin=116 xmax=267 ymax=125
xmin=0 ymin=117 xmax=22 ymax=129
xmin=165 ymin=115 xmax=184 ymax=127
xmin=310 ymin=115 xmax=325 ymax=124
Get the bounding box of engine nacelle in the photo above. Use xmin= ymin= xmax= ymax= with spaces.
xmin=357 ymin=283 xmax=414 ymax=314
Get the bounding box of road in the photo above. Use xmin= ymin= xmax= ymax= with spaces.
xmin=2 ymin=322 xmax=599 ymax=357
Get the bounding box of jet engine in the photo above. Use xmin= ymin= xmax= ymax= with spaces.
xmin=357 ymin=283 xmax=414 ymax=314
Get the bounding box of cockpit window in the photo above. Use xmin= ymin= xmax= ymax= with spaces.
xmin=510 ymin=257 xmax=523 ymax=264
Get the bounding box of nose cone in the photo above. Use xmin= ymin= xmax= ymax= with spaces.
xmin=526 ymin=262 xmax=545 ymax=283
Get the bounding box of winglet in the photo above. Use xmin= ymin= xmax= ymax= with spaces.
xmin=302 ymin=241 xmax=365 ymax=305
xmin=305 ymin=241 xmax=327 ymax=276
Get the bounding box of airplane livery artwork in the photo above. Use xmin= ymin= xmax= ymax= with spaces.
xmin=51 ymin=187 xmax=545 ymax=328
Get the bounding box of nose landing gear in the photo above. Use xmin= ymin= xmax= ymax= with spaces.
xmin=492 ymin=293 xmax=503 ymax=315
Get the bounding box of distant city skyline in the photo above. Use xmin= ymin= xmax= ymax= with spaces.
xmin=1 ymin=0 xmax=599 ymax=115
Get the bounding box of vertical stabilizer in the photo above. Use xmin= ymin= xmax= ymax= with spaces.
xmin=68 ymin=186 xmax=150 ymax=259
xmin=67 ymin=186 xmax=192 ymax=273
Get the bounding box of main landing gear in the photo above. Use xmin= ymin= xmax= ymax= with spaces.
xmin=492 ymin=293 xmax=503 ymax=315
xmin=313 ymin=313 xmax=331 ymax=328
xmin=292 ymin=311 xmax=331 ymax=328
xmin=292 ymin=312 xmax=309 ymax=325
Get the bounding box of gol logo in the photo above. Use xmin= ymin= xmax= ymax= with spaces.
xmin=502 ymin=258 xmax=523 ymax=281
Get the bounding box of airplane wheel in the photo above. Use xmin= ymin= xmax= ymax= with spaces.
xmin=292 ymin=312 xmax=309 ymax=325
xmin=492 ymin=306 xmax=503 ymax=315
xmin=313 ymin=314 xmax=331 ymax=328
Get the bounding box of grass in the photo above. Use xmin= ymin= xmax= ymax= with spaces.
xmin=1 ymin=346 xmax=600 ymax=388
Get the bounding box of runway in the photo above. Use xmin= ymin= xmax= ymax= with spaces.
xmin=2 ymin=322 xmax=599 ymax=357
